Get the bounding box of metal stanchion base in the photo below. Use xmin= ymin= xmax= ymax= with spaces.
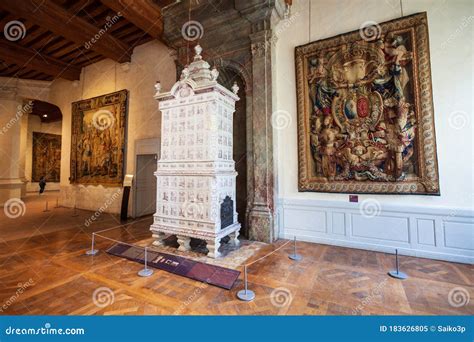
xmin=289 ymin=254 xmax=302 ymax=261
xmin=388 ymin=270 xmax=408 ymax=279
xmin=85 ymin=249 xmax=99 ymax=256
xmin=138 ymin=269 xmax=154 ymax=277
xmin=237 ymin=289 xmax=255 ymax=301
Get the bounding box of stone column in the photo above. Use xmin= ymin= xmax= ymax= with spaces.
xmin=247 ymin=29 xmax=275 ymax=243
xmin=0 ymin=86 xmax=25 ymax=206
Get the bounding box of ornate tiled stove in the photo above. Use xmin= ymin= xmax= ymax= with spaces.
xmin=150 ymin=45 xmax=241 ymax=258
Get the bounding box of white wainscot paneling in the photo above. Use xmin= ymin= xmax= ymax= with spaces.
xmin=278 ymin=198 xmax=474 ymax=264
xmin=284 ymin=208 xmax=326 ymax=234
xmin=332 ymin=212 xmax=345 ymax=235
xmin=417 ymin=219 xmax=436 ymax=246
xmin=443 ymin=221 xmax=474 ymax=251
xmin=352 ymin=214 xmax=409 ymax=243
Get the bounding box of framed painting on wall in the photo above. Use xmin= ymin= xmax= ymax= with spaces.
xmin=295 ymin=12 xmax=440 ymax=194
xmin=70 ymin=89 xmax=128 ymax=187
xmin=32 ymin=132 xmax=61 ymax=182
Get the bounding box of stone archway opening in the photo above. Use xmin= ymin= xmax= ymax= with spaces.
xmin=218 ymin=68 xmax=249 ymax=238
xmin=26 ymin=99 xmax=63 ymax=194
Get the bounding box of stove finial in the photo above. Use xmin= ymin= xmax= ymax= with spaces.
xmin=232 ymin=81 xmax=239 ymax=95
xmin=194 ymin=44 xmax=203 ymax=60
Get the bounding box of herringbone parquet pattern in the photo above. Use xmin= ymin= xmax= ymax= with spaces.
xmin=0 ymin=194 xmax=472 ymax=316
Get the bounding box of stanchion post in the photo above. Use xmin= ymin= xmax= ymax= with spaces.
xmin=85 ymin=233 xmax=99 ymax=255
xmin=288 ymin=236 xmax=302 ymax=261
xmin=54 ymin=197 xmax=60 ymax=208
xmin=237 ymin=265 xmax=255 ymax=301
xmin=388 ymin=249 xmax=407 ymax=279
xmin=138 ymin=247 xmax=154 ymax=277
xmin=72 ymin=204 xmax=79 ymax=217
xmin=43 ymin=201 xmax=50 ymax=212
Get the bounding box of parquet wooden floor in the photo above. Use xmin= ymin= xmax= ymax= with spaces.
xmin=0 ymin=193 xmax=472 ymax=315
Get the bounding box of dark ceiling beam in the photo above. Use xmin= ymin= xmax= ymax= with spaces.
xmin=100 ymin=0 xmax=163 ymax=39
xmin=0 ymin=0 xmax=131 ymax=63
xmin=0 ymin=39 xmax=81 ymax=80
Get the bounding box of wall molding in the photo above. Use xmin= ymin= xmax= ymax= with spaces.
xmin=277 ymin=198 xmax=474 ymax=264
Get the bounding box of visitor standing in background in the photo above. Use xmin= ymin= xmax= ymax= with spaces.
xmin=39 ymin=176 xmax=46 ymax=194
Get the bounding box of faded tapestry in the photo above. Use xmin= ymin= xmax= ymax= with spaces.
xmin=70 ymin=90 xmax=128 ymax=186
xmin=295 ymin=13 xmax=439 ymax=194
xmin=32 ymin=132 xmax=61 ymax=182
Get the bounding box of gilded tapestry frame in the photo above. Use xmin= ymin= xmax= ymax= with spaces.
xmin=295 ymin=13 xmax=439 ymax=194
xmin=70 ymin=89 xmax=128 ymax=187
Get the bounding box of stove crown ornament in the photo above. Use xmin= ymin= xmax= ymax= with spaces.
xmin=154 ymin=45 xmax=239 ymax=102
xmin=154 ymin=80 xmax=161 ymax=95
xmin=181 ymin=66 xmax=190 ymax=80
xmin=194 ymin=44 xmax=203 ymax=60
xmin=211 ymin=66 xmax=219 ymax=81
xmin=232 ymin=81 xmax=239 ymax=95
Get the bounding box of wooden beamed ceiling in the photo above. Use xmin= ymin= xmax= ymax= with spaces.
xmin=0 ymin=0 xmax=176 ymax=81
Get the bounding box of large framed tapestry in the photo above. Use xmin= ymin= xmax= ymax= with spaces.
xmin=295 ymin=13 xmax=439 ymax=194
xmin=32 ymin=132 xmax=61 ymax=182
xmin=70 ymin=89 xmax=128 ymax=186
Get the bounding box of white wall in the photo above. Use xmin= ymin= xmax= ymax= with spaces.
xmin=25 ymin=115 xmax=62 ymax=192
xmin=48 ymin=40 xmax=176 ymax=214
xmin=274 ymin=0 xmax=474 ymax=262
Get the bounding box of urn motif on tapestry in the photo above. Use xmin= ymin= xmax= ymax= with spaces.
xmin=150 ymin=45 xmax=241 ymax=258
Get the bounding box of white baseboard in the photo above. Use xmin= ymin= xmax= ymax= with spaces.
xmin=277 ymin=198 xmax=474 ymax=264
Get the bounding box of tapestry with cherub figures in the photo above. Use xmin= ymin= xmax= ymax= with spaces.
xmin=295 ymin=13 xmax=439 ymax=194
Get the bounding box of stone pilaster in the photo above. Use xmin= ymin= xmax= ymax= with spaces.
xmin=0 ymin=85 xmax=24 ymax=205
xmin=247 ymin=29 xmax=275 ymax=243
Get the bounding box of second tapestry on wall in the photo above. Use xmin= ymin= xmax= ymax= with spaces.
xmin=32 ymin=132 xmax=61 ymax=182
xmin=295 ymin=12 xmax=439 ymax=195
